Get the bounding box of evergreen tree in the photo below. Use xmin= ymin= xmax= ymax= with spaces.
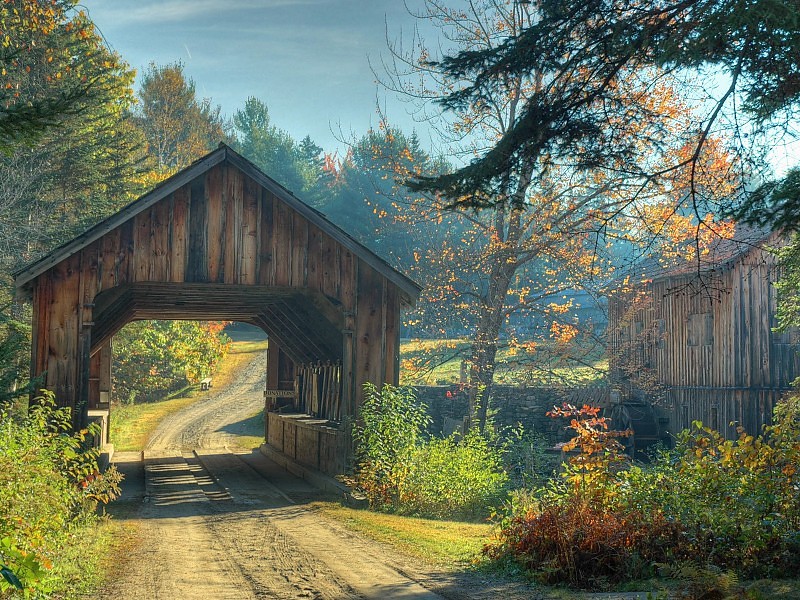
xmin=232 ymin=97 xmax=327 ymax=205
xmin=408 ymin=0 xmax=799 ymax=221
xmin=0 ymin=1 xmax=127 ymax=151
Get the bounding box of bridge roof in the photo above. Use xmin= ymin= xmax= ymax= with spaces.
xmin=14 ymin=143 xmax=421 ymax=302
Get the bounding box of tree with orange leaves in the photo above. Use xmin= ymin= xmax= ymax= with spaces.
xmin=376 ymin=0 xmax=740 ymax=431
xmin=0 ymin=0 xmax=126 ymax=151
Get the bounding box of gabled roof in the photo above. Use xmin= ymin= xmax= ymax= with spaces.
xmin=607 ymin=225 xmax=781 ymax=291
xmin=14 ymin=144 xmax=422 ymax=302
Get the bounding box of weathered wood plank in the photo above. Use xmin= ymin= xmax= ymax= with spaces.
xmin=151 ymin=196 xmax=170 ymax=281
xmin=170 ymin=187 xmax=189 ymax=283
xmin=259 ymin=188 xmax=275 ymax=285
xmin=206 ymin=165 xmax=225 ymax=283
xmin=187 ymin=177 xmax=208 ymax=282
xmin=274 ymin=197 xmax=291 ymax=286
xmin=354 ymin=263 xmax=385 ymax=412
xmin=308 ymin=223 xmax=329 ymax=293
xmin=384 ymin=283 xmax=400 ymax=386
xmin=133 ymin=208 xmax=151 ymax=282
xmin=241 ymin=174 xmax=259 ymax=285
xmin=290 ymin=213 xmax=308 ymax=288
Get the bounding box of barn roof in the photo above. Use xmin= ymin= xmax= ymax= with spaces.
xmin=14 ymin=143 xmax=422 ymax=302
xmin=609 ymin=225 xmax=780 ymax=290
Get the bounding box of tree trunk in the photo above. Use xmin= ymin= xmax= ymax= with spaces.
xmin=466 ymin=169 xmax=532 ymax=433
xmin=468 ymin=242 xmax=517 ymax=432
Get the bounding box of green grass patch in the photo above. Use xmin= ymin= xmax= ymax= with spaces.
xmin=110 ymin=394 xmax=199 ymax=451
xmin=400 ymin=338 xmax=606 ymax=385
xmin=228 ymin=408 xmax=266 ymax=450
xmin=311 ymin=501 xmax=492 ymax=569
xmin=45 ymin=516 xmax=118 ymax=598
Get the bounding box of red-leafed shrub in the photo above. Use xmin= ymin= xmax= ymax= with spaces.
xmin=486 ymin=398 xmax=800 ymax=589
xmin=486 ymin=499 xmax=685 ymax=587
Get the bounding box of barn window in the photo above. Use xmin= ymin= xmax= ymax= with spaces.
xmin=687 ymin=313 xmax=713 ymax=346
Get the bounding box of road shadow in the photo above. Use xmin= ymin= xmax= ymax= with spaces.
xmin=218 ymin=410 xmax=264 ymax=438
xmin=106 ymin=449 xmax=335 ymax=522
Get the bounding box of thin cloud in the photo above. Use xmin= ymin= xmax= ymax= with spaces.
xmin=89 ymin=0 xmax=326 ymax=27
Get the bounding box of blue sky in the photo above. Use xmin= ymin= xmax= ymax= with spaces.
xmin=81 ymin=0 xmax=436 ymax=154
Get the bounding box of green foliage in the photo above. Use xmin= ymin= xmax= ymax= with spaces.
xmin=354 ymin=383 xmax=430 ymax=510
xmin=0 ymin=392 xmax=122 ymax=596
xmin=135 ymin=62 xmax=229 ymax=170
xmin=487 ymin=398 xmax=800 ymax=588
xmin=626 ymin=404 xmax=800 ymax=578
xmin=0 ymin=1 xmax=130 ymax=152
xmin=403 ymin=430 xmax=509 ymax=519
xmin=729 ymin=168 xmax=800 ymax=232
xmin=232 ymin=97 xmax=327 ymax=203
xmin=354 ymin=382 xmax=508 ymax=518
xmin=546 ymin=403 xmax=632 ymax=503
xmin=0 ymin=304 xmax=30 ymax=407
xmin=112 ymin=320 xmax=230 ymax=404
xmin=0 ymin=2 xmax=147 ymax=272
xmin=774 ymin=233 xmax=800 ymax=343
xmin=412 ymin=0 xmax=800 ymax=207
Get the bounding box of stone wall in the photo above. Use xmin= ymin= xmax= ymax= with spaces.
xmin=414 ymin=384 xmax=609 ymax=446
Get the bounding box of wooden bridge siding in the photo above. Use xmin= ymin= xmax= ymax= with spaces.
xmin=30 ymin=163 xmax=401 ymax=421
xmin=77 ymin=164 xmax=361 ymax=306
xmin=32 ymin=254 xmax=81 ymax=411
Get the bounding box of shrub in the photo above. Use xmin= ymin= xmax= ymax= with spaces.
xmin=487 ymin=397 xmax=800 ymax=588
xmin=0 ymin=392 xmax=121 ymax=596
xmin=403 ymin=430 xmax=509 ymax=519
xmin=354 ymin=382 xmax=508 ymax=518
xmin=486 ymin=496 xmax=685 ymax=587
xmin=353 ymin=383 xmax=430 ymax=510
xmin=625 ymin=398 xmax=800 ymax=578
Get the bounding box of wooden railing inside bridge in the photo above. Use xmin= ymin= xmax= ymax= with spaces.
xmin=294 ymin=361 xmax=342 ymax=422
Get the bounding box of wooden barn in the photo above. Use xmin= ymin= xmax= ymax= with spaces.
xmin=14 ymin=144 xmax=420 ymax=475
xmin=607 ymin=230 xmax=799 ymax=452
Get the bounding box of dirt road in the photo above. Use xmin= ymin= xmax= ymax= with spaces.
xmin=99 ymin=351 xmax=646 ymax=600
xmin=99 ymin=350 xmax=547 ymax=600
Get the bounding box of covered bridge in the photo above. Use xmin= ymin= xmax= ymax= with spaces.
xmin=14 ymin=144 xmax=420 ymax=474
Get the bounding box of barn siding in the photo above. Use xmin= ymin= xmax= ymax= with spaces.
xmin=609 ymin=235 xmax=799 ymax=438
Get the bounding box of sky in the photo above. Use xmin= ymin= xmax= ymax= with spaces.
xmin=80 ymin=0 xmax=439 ymax=155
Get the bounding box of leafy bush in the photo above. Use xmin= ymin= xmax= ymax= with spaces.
xmin=0 ymin=392 xmax=121 ymax=596
xmin=487 ymin=495 xmax=685 ymax=587
xmin=487 ymin=398 xmax=800 ymax=588
xmin=624 ymin=398 xmax=800 ymax=578
xmin=354 ymin=383 xmax=430 ymax=510
xmin=354 ymin=383 xmax=508 ymax=518
xmin=404 ymin=430 xmax=509 ymax=518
